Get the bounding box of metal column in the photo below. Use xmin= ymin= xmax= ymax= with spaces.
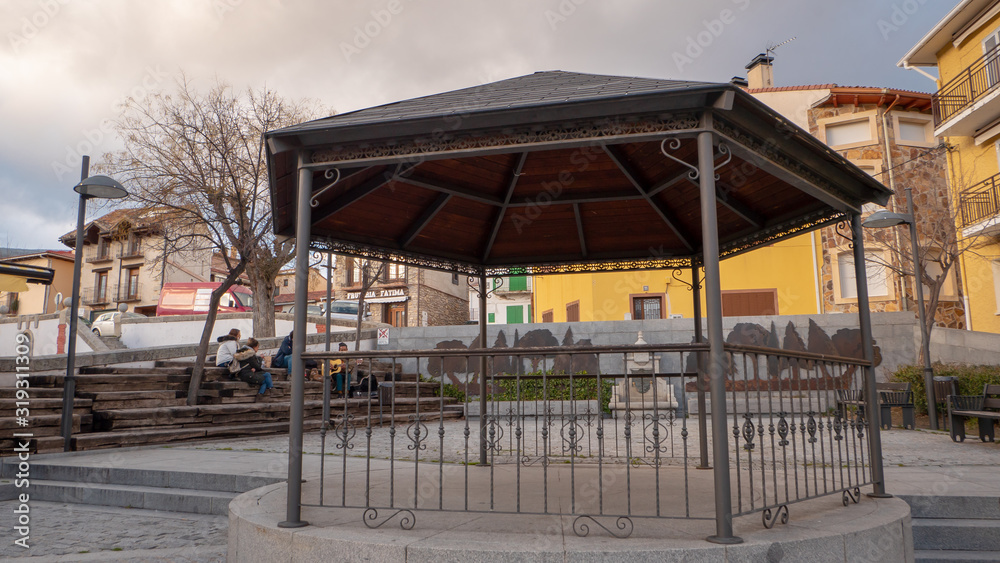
xmin=478 ymin=272 xmax=489 ymax=466
xmin=280 ymin=153 xmax=312 ymax=528
xmin=692 ymin=264 xmax=710 ymax=469
xmin=697 ymin=130 xmax=741 ymax=544
xmin=850 ymin=214 xmax=890 ymax=498
xmin=61 ymin=156 xmax=90 ymax=452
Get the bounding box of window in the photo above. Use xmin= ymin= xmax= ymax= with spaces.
xmin=631 ymin=296 xmax=663 ymax=320
xmin=984 ymin=28 xmax=1000 ymax=88
xmin=385 ymin=263 xmax=406 ymax=282
xmin=126 ymin=268 xmax=139 ymax=299
xmin=566 ymin=301 xmax=580 ymax=322
xmin=346 ymin=259 xmax=362 ymax=285
xmin=834 ymin=250 xmax=890 ymax=301
xmin=452 ymin=273 xmax=460 ymax=285
xmin=922 ymin=252 xmax=959 ymax=301
xmin=127 ymin=235 xmax=141 ymax=256
xmin=891 ymin=113 xmax=934 ymax=148
xmin=853 ymin=160 xmax=887 ymax=214
xmin=721 ymin=290 xmax=778 ymax=316
xmin=817 ymin=111 xmax=877 ymax=150
xmin=506 ymin=305 xmax=524 ymax=324
xmin=97 ymin=238 xmax=110 ymax=259
xmin=488 ymin=312 xmax=495 ymax=323
xmin=283 ymin=279 xmax=288 ymax=287
xmin=507 ymin=275 xmax=527 ymax=291
xmin=96 ymin=271 xmax=108 ymax=300
xmin=542 ymin=309 xmax=553 ymax=323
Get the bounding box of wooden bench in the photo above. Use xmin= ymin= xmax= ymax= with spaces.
xmin=877 ymin=382 xmax=915 ymax=430
xmin=836 ymin=389 xmax=867 ymax=421
xmin=948 ymin=384 xmax=1000 ymax=443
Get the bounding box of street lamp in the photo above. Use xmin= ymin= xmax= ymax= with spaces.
xmin=61 ymin=156 xmax=128 ymax=451
xmin=862 ymin=186 xmax=937 ymax=430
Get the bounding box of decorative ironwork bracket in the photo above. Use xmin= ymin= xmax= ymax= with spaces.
xmin=572 ymin=515 xmax=634 ymax=538
xmin=671 ymin=268 xmax=705 ymax=292
xmin=762 ymin=505 xmax=789 ymax=529
xmin=310 ymin=168 xmax=341 ymax=208
xmin=842 ymin=487 xmax=861 ymax=506
xmin=363 ymin=508 xmax=415 ymax=530
xmin=467 ymin=275 xmax=502 ymax=299
xmin=660 ymin=137 xmax=699 ymax=180
xmin=834 ymin=220 xmax=854 ymax=249
xmin=713 ymin=142 xmax=732 ymax=181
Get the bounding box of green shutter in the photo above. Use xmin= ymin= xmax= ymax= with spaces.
xmin=506 ymin=305 xmax=523 ymax=324
xmin=508 ymin=275 xmax=527 ymax=291
xmin=488 ymin=312 xmax=495 ymax=323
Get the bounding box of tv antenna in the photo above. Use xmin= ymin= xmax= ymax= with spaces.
xmin=765 ymin=37 xmax=797 ymax=62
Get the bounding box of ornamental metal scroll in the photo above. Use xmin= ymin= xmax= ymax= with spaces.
xmin=310 ymin=168 xmax=341 ymax=207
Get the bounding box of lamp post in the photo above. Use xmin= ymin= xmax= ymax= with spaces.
xmin=862 ymin=185 xmax=937 ymax=430
xmin=61 ymin=157 xmax=129 ymax=451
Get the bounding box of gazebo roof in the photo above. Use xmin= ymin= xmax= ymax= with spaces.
xmin=266 ymin=71 xmax=891 ymax=276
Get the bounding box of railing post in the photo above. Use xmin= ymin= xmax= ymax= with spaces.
xmin=279 ymin=152 xmax=311 ymax=528
xmin=697 ymin=128 xmax=742 ymax=544
xmin=692 ymin=264 xmax=710 ymax=470
xmin=850 ymin=214 xmax=890 ymax=498
xmin=478 ymin=272 xmax=489 ymax=466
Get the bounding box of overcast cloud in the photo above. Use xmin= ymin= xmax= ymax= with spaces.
xmin=0 ymin=0 xmax=952 ymax=249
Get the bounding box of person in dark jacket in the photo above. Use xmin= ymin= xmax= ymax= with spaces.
xmin=233 ymin=338 xmax=274 ymax=395
xmin=272 ymin=330 xmax=318 ymax=372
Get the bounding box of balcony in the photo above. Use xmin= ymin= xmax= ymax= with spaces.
xmin=959 ymin=173 xmax=1000 ymax=233
xmin=114 ymin=283 xmax=142 ymax=303
xmin=82 ymin=288 xmax=111 ymax=306
xmin=85 ymin=249 xmax=113 ymax=264
xmin=932 ymin=49 xmax=1000 ymax=137
xmin=116 ymin=246 xmax=144 ymax=262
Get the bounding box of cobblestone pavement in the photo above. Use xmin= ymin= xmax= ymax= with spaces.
xmin=0 ymin=501 xmax=226 ymax=562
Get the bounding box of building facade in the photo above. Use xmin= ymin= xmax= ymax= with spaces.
xmin=469 ymin=273 xmax=534 ymax=324
xmin=333 ymin=257 xmax=469 ymax=327
xmin=59 ymin=209 xmax=212 ymax=318
xmin=901 ymin=0 xmax=1000 ymax=333
xmin=0 ymin=251 xmax=74 ymax=316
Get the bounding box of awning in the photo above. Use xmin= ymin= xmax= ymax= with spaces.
xmin=0 ymin=263 xmax=54 ymax=291
xmin=364 ymin=296 xmax=409 ymax=304
xmin=0 ymin=274 xmax=29 ymax=292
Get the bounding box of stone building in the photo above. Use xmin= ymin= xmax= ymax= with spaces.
xmin=746 ymin=56 xmax=965 ymax=328
xmin=332 ymin=257 xmax=468 ymax=327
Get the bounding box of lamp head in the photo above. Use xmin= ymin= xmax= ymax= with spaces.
xmin=862 ymin=210 xmax=913 ymax=229
xmin=74 ymin=175 xmax=128 ymax=199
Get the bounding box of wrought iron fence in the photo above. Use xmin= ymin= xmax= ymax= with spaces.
xmin=302 ymin=342 xmax=873 ymax=537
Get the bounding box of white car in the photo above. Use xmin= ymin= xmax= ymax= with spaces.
xmin=91 ymin=311 xmax=145 ymax=337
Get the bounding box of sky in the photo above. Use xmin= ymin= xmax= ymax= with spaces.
xmin=0 ymin=0 xmax=955 ymax=250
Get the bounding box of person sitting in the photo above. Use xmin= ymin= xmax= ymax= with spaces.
xmin=273 ymin=330 xmax=320 ymax=376
xmin=233 ymin=337 xmax=274 ymax=396
xmin=215 ymin=328 xmax=241 ymax=368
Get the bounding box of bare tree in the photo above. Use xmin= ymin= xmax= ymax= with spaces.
xmin=352 ymin=259 xmax=385 ymax=350
xmin=101 ymin=78 xmax=320 ymax=404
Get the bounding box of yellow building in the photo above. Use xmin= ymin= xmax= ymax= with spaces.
xmin=901 ymin=0 xmax=1000 ymax=333
xmin=0 ymin=250 xmax=75 ymax=316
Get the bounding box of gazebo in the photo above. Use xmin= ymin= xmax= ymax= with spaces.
xmin=264 ymin=71 xmax=893 ymax=544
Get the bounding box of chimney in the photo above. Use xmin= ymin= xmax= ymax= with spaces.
xmin=745 ymin=53 xmax=774 ymax=90
xmin=730 ymin=76 xmax=749 ymax=88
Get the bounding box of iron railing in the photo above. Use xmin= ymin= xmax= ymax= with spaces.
xmin=113 ymin=283 xmax=142 ymax=302
xmin=932 ymin=48 xmax=1000 ymax=126
xmin=302 ymin=343 xmax=873 ymax=537
xmin=84 ymin=248 xmax=112 ymax=263
xmin=959 ymin=173 xmax=1000 ymax=227
xmin=81 ymin=287 xmax=111 ymax=305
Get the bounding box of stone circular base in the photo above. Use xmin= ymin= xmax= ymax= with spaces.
xmin=229 ymin=483 xmax=912 ymax=562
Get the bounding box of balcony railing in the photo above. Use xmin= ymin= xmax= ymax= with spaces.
xmin=116 ymin=246 xmax=143 ymax=261
xmin=85 ymin=249 xmax=113 ymax=264
xmin=82 ymin=288 xmax=111 ymax=306
xmin=114 ymin=283 xmax=142 ymax=303
xmin=932 ymin=48 xmax=1000 ymax=126
xmin=959 ymin=173 xmax=1000 ymax=228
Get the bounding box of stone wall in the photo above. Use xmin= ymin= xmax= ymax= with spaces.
xmin=411 ymin=281 xmax=470 ymax=327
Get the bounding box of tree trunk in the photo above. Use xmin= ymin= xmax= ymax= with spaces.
xmin=186 ymin=261 xmax=247 ymax=406
xmin=249 ymin=270 xmax=276 ymax=338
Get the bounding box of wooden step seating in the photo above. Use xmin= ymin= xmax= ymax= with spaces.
xmin=0 ymin=359 xmax=463 ymax=453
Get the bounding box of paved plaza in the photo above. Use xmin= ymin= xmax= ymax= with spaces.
xmin=2 ymin=423 xmax=998 ymax=561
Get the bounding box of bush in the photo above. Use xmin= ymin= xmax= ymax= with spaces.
xmin=892 ymin=363 xmax=1000 ymax=414
xmin=488 ymin=371 xmax=615 ymax=414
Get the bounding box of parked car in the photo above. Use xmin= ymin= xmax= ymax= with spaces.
xmin=287 ymin=305 xmax=324 ymax=316
xmin=156 ymin=282 xmax=253 ymax=316
xmin=91 ymin=311 xmax=145 ymax=337
xmin=287 ymin=300 xmax=369 ymax=322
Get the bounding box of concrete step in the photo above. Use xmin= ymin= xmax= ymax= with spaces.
xmin=915 ymin=549 xmax=1000 ymax=562
xmin=912 ymin=518 xmax=1000 ymax=551
xmin=97 ymin=336 xmax=127 ymax=350
xmin=901 ymin=495 xmax=1000 ymax=520
xmin=27 ymin=479 xmax=237 ymax=515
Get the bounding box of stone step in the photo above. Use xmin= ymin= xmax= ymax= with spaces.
xmin=912 ymin=518 xmax=1000 ymax=551
xmin=71 ymin=419 xmax=326 ymax=450
xmin=80 ymin=366 xmax=191 ymax=375
xmin=0 ymin=397 xmax=92 ymax=416
xmin=0 ymin=435 xmax=64 ymax=454
xmin=915 ymin=549 xmax=1000 ymax=562
xmin=1 ymin=460 xmax=283 ymax=493
xmin=0 ymin=413 xmax=89 ymax=432
xmin=0 ymin=388 xmax=65 ymax=399
xmin=26 ymin=479 xmax=237 ymax=515
xmin=97 ymin=336 xmax=127 ymax=350
xmin=900 ymin=495 xmax=1000 ymax=520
